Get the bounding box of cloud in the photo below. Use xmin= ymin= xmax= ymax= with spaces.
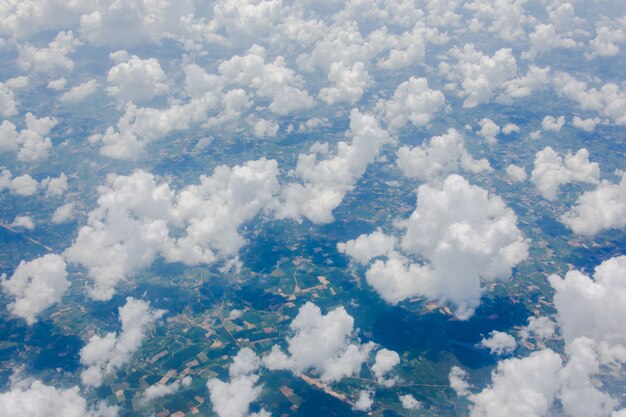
xmin=60 ymin=80 xmax=99 ymax=103
xmin=549 ymin=255 xmax=626 ymax=364
xmin=80 ymin=298 xmax=164 ymax=387
xmin=52 ymin=202 xmax=75 ymax=224
xmin=440 ymin=44 xmax=517 ymax=108
xmin=1 ymin=254 xmax=69 ymax=325
xmin=519 ymin=316 xmax=556 ymax=342
xmin=572 ymin=116 xmax=600 ymax=132
xmin=319 ymin=61 xmax=372 ymax=105
xmin=41 ymin=173 xmax=68 ymax=198
xmin=477 ymin=118 xmax=500 ymax=145
xmin=17 ymin=31 xmax=80 ymax=74
xmin=0 ymin=170 xmax=38 ymax=196
xmin=541 ymin=115 xmax=565 ymax=133
xmin=65 ymin=159 xmax=279 ymax=300
xmin=263 ymin=302 xmax=375 ymax=382
xmin=531 ymin=147 xmax=599 ymax=201
xmin=588 ymin=24 xmax=625 ymax=58
xmin=468 ymin=349 xmax=562 ymax=417
xmin=141 ymin=376 xmax=191 ymax=405
xmin=396 ymin=128 xmax=492 ymax=181
xmin=505 ymin=164 xmax=527 ymax=182
xmin=371 ymin=348 xmax=400 ymax=386
xmin=449 ymin=366 xmax=470 ymax=397
xmin=106 ymin=55 xmax=169 ymax=105
xmin=278 ymin=109 xmax=391 ymax=224
xmin=0 ymin=82 xmax=18 ymax=116
xmin=523 ymin=24 xmax=579 ymax=61
xmin=11 ymin=215 xmax=35 ymax=230
xmin=337 ymin=228 xmax=397 ymax=265
xmin=399 ymin=394 xmax=422 ymax=410
xmin=353 ymin=390 xmax=374 ymax=411
xmin=346 ymin=175 xmax=529 ymax=319
xmin=378 ymin=77 xmax=445 ymax=130
xmin=0 ymin=379 xmax=117 ymax=417
xmin=0 ymin=113 xmax=57 ymax=161
xmin=479 ymin=331 xmax=517 ymax=355
xmin=560 ymin=173 xmax=626 ymax=237
xmin=207 ymin=348 xmax=268 ymax=417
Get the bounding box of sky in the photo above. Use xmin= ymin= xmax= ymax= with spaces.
xmin=0 ymin=0 xmax=625 ymax=416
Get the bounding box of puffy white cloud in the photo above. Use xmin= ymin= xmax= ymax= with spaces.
xmin=468 ymin=349 xmax=562 ymax=417
xmin=477 ymin=118 xmax=500 ymax=145
xmin=399 ymin=394 xmax=421 ymax=410
xmin=65 ymin=159 xmax=279 ymax=300
xmin=79 ymin=0 xmax=194 ymax=48
xmin=319 ymin=61 xmax=372 ymax=105
xmin=0 ymin=113 xmax=57 ymax=161
xmin=60 ymin=80 xmax=99 ymax=103
xmin=17 ymin=31 xmax=80 ymax=74
xmin=506 ymin=164 xmax=527 ymax=182
xmin=219 ymin=45 xmax=315 ymax=115
xmin=479 ymin=331 xmax=517 ymax=355
xmin=523 ymin=24 xmax=579 ymax=61
xmin=11 ymin=215 xmax=34 ymax=230
xmin=0 ymin=170 xmax=38 ymax=196
xmin=353 ymin=175 xmax=528 ymax=319
xmin=449 ymin=366 xmax=470 ymax=397
xmin=379 ymin=77 xmax=445 ymax=130
xmin=549 ymin=256 xmax=626 ymax=364
xmin=502 ymin=123 xmax=519 ymax=134
xmin=464 ymin=0 xmax=534 ymax=41
xmin=337 ymin=228 xmax=397 ymax=265
xmin=208 ymin=348 xmax=268 ymax=417
xmin=48 ymin=77 xmax=67 ymax=91
xmin=52 ymin=202 xmax=75 ymax=224
xmin=41 ymin=173 xmax=68 ymax=198
xmin=141 ymin=376 xmax=191 ymax=405
xmin=251 ymin=118 xmax=279 ymax=138
xmin=278 ymin=109 xmax=391 ymax=224
xmin=377 ymin=21 xmax=449 ymax=70
xmin=499 ymin=65 xmax=551 ymax=103
xmin=440 ymin=44 xmax=517 ymax=108
xmin=572 ymin=116 xmax=600 ymax=132
xmin=211 ymin=0 xmax=284 ymax=47
xmin=561 ymin=173 xmax=626 ymax=237
xmin=371 ymin=348 xmax=400 ymax=385
xmin=0 ymin=82 xmax=18 ymax=117
xmin=106 ymin=55 xmax=169 ymax=105
xmin=263 ymin=302 xmax=375 ymax=382
xmin=396 ymin=128 xmax=492 ymax=181
xmin=353 ymin=390 xmax=374 ymax=411
xmin=531 ymin=147 xmax=599 ymax=201
xmin=558 ymin=337 xmax=618 ymax=417
xmin=80 ymin=298 xmax=164 ymax=387
xmin=0 ymin=379 xmax=117 ymax=417
xmin=553 ymin=72 xmax=626 ymax=126
xmin=1 ymin=254 xmax=69 ymax=325
xmin=519 ymin=316 xmax=556 ymax=342
xmin=541 ymin=115 xmax=565 ymax=133
xmin=588 ymin=25 xmax=625 ymax=58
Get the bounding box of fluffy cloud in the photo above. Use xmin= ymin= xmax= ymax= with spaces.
xmin=379 ymin=77 xmax=445 ymax=130
xmin=60 ymin=80 xmax=99 ymax=103
xmin=468 ymin=349 xmax=563 ymax=417
xmin=0 ymin=380 xmax=117 ymax=417
xmin=519 ymin=316 xmax=556 ymax=342
xmin=106 ymin=55 xmax=169 ymax=105
xmin=353 ymin=390 xmax=374 ymax=411
xmin=1 ymin=254 xmax=69 ymax=325
xmin=17 ymin=31 xmax=80 ymax=74
xmin=477 ymin=118 xmax=500 ymax=145
xmin=531 ymin=147 xmax=599 ymax=201
xmin=337 ymin=228 xmax=397 ymax=265
xmin=449 ymin=366 xmax=470 ymax=397
xmin=396 ymin=128 xmax=492 ymax=181
xmin=0 ymin=113 xmax=57 ymax=161
xmin=141 ymin=376 xmax=191 ymax=405
xmin=65 ymin=159 xmax=279 ymax=300
xmin=80 ymin=298 xmax=164 ymax=387
xmin=278 ymin=109 xmax=391 ymax=224
xmin=440 ymin=44 xmax=517 ymax=108
xmin=208 ymin=348 xmax=268 ymax=417
xmin=523 ymin=24 xmax=579 ymax=61
xmin=549 ymin=256 xmax=626 ymax=364
xmin=399 ymin=394 xmax=421 ymax=410
xmin=11 ymin=215 xmax=35 ymax=230
xmin=263 ymin=302 xmax=375 ymax=382
xmin=561 ymin=173 xmax=626 ymax=237
xmin=346 ymin=175 xmax=528 ymax=319
xmin=219 ymin=44 xmax=315 ymax=115
xmin=479 ymin=331 xmax=517 ymax=355
xmin=506 ymin=164 xmax=527 ymax=182
xmin=572 ymin=116 xmax=600 ymax=132
xmin=588 ymin=24 xmax=626 ymax=58
xmin=0 ymin=170 xmax=39 ymax=196
xmin=371 ymin=348 xmax=400 ymax=385
xmin=0 ymin=82 xmax=18 ymax=117
xmin=319 ymin=61 xmax=372 ymax=105
xmin=541 ymin=115 xmax=565 ymax=133
xmin=52 ymin=202 xmax=75 ymax=224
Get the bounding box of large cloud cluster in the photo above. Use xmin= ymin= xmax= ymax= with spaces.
xmin=65 ymin=159 xmax=279 ymax=300
xmin=340 ymin=175 xmax=529 ymax=319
